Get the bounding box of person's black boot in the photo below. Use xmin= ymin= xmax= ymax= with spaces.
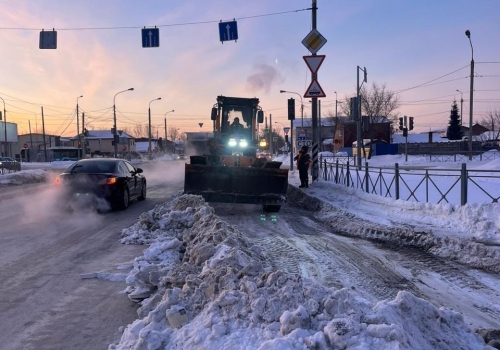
xmin=305 ymin=180 xmax=309 ymax=188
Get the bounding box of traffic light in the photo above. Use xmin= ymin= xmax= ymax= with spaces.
xmin=399 ymin=117 xmax=404 ymax=130
xmin=402 ymin=128 xmax=408 ymax=137
xmin=287 ymin=98 xmax=295 ymax=120
xmin=409 ymin=117 xmax=414 ymax=131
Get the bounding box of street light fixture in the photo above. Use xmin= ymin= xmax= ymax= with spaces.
xmin=148 ymin=97 xmax=162 ymax=160
xmin=465 ymin=30 xmax=474 ymax=160
xmin=0 ymin=96 xmax=6 ymax=157
xmin=113 ymin=88 xmax=134 ymax=158
xmin=76 ymin=95 xmax=83 ymax=159
xmin=456 ymin=89 xmax=463 ymax=128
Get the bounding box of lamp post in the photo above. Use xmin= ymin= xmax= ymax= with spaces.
xmin=465 ymin=30 xmax=474 ymax=161
xmin=456 ymin=90 xmax=463 ymax=128
xmin=0 ymin=96 xmax=6 ymax=157
xmin=113 ymin=88 xmax=134 ymax=158
xmin=76 ymin=95 xmax=83 ymax=159
xmin=148 ymin=97 xmax=162 ymax=160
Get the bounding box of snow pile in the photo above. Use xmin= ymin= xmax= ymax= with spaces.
xmin=110 ymin=195 xmax=489 ymax=350
xmin=0 ymin=169 xmax=47 ymax=185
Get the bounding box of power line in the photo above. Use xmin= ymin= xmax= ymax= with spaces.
xmin=0 ymin=8 xmax=309 ymax=31
xmin=395 ymin=65 xmax=470 ymax=94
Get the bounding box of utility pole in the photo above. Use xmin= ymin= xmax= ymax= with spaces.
xmin=41 ymin=107 xmax=47 ymax=162
xmin=356 ymin=66 xmax=367 ymax=169
xmin=29 ymin=120 xmax=33 ymax=150
xmin=270 ymin=114 xmax=273 ymax=156
xmin=0 ymin=96 xmax=6 ymax=157
xmin=310 ymin=0 xmax=319 ymax=182
xmin=318 ymin=100 xmax=322 ymax=152
xmin=465 ymin=30 xmax=474 ymax=161
xmin=148 ymin=97 xmax=161 ymax=160
xmin=82 ymin=113 xmax=86 ymax=158
xmin=76 ymin=95 xmax=83 ymax=159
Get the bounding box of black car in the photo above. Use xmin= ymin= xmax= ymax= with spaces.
xmin=56 ymin=158 xmax=146 ymax=211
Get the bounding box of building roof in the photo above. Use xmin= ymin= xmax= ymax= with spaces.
xmin=392 ymin=132 xmax=450 ymax=144
xmin=70 ymin=130 xmax=134 ymax=140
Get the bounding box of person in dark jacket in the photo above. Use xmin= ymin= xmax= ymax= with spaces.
xmin=294 ymin=145 xmax=311 ymax=188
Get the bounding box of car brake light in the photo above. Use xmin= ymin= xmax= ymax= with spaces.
xmin=55 ymin=177 xmax=61 ymax=185
xmin=100 ymin=177 xmax=117 ymax=185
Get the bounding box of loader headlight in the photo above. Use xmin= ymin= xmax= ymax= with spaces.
xmin=228 ymin=138 xmax=237 ymax=147
xmin=239 ymin=139 xmax=248 ymax=148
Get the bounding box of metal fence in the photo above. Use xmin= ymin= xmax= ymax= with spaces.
xmin=0 ymin=162 xmax=22 ymax=175
xmin=321 ymin=159 xmax=500 ymax=206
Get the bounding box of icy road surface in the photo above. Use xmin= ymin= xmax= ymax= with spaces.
xmin=212 ymin=201 xmax=500 ymax=330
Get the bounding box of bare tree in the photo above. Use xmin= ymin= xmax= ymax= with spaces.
xmin=478 ymin=110 xmax=500 ymax=141
xmin=130 ymin=124 xmax=148 ymax=138
xmin=340 ymin=82 xmax=400 ymax=124
xmin=168 ymin=126 xmax=181 ymax=141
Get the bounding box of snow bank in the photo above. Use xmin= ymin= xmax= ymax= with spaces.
xmin=109 ymin=195 xmax=489 ymax=350
xmin=287 ymin=184 xmax=500 ymax=274
xmin=0 ymin=169 xmax=47 ymax=185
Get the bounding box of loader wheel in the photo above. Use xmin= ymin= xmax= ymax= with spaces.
xmin=263 ymin=205 xmax=281 ymax=213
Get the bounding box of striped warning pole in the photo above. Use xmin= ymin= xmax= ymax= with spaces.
xmin=312 ymin=141 xmax=319 ymax=181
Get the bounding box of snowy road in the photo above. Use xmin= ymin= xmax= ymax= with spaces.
xmin=0 ymin=162 xmax=185 ymax=350
xmin=213 ymin=201 xmax=500 ymax=330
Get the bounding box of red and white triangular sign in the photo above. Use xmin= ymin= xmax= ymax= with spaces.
xmin=303 ymin=55 xmax=325 ymax=74
xmin=304 ymin=79 xmax=326 ymax=98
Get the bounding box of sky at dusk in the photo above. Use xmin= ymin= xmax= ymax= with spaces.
xmin=0 ymin=0 xmax=499 ymax=138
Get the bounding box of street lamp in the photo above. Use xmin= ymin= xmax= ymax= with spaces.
xmin=0 ymin=96 xmax=6 ymax=157
xmin=456 ymin=90 xmax=463 ymax=128
xmin=113 ymin=88 xmax=134 ymax=158
xmin=76 ymin=95 xmax=83 ymax=159
xmin=465 ymin=30 xmax=474 ymax=160
xmin=148 ymin=97 xmax=162 ymax=160
xmin=164 ymin=109 xmax=175 ymax=141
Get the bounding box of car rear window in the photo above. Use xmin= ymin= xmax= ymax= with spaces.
xmin=66 ymin=161 xmax=117 ymax=174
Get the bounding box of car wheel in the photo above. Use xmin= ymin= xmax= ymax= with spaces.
xmin=114 ymin=187 xmax=130 ymax=210
xmin=138 ymin=182 xmax=146 ymax=201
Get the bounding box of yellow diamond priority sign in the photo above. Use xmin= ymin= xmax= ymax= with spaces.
xmin=302 ymin=29 xmax=327 ymax=55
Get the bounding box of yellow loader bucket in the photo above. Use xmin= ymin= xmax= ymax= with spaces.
xmin=184 ymin=163 xmax=288 ymax=204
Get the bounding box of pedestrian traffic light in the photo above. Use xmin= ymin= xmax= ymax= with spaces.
xmin=287 ymin=98 xmax=295 ymax=120
xmin=402 ymin=128 xmax=408 ymax=137
xmin=399 ymin=117 xmax=404 ymax=130
xmin=409 ymin=117 xmax=414 ymax=131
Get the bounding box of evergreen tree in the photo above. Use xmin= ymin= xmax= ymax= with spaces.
xmin=446 ymin=101 xmax=463 ymax=140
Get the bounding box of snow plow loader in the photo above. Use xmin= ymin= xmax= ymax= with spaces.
xmin=184 ymin=96 xmax=288 ymax=212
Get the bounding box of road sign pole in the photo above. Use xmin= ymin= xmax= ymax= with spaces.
xmin=311 ymin=0 xmax=319 ymax=183
xmin=290 ymin=119 xmax=294 ymax=170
